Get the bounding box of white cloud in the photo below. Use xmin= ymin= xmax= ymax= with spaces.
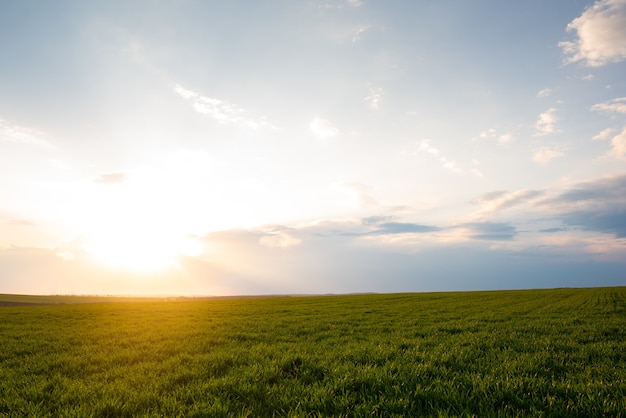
xmin=479 ymin=128 xmax=496 ymax=138
xmin=416 ymin=140 xmax=462 ymax=173
xmin=174 ymin=85 xmax=196 ymax=100
xmin=479 ymin=128 xmax=514 ymax=144
xmin=471 ymin=189 xmax=545 ymax=216
xmin=259 ymin=232 xmax=302 ymax=249
xmin=591 ymin=101 xmax=626 ymax=158
xmin=608 ymin=126 xmax=626 ymax=159
xmin=347 ymin=0 xmax=363 ymax=7
xmin=497 ymin=134 xmax=515 ymax=144
xmin=417 ymin=140 xmax=440 ymax=157
xmin=0 ymin=119 xmax=50 ymax=147
xmin=174 ymin=84 xmax=276 ymax=129
xmin=352 ymin=25 xmax=371 ymax=43
xmin=364 ymin=87 xmax=383 ymax=109
xmin=592 ymin=127 xmax=616 ymax=140
xmin=310 ymin=117 xmax=339 ymax=138
xmin=533 ymin=147 xmax=564 ymax=164
xmin=537 ymin=88 xmax=552 ymax=98
xmin=535 ymin=108 xmax=559 ymax=135
xmin=591 ymin=97 xmax=626 ymax=114
xmin=560 ymin=0 xmax=626 ymax=67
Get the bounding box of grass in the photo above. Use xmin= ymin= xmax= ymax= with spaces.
xmin=0 ymin=294 xmax=169 ymax=305
xmin=0 ymin=287 xmax=625 ymax=417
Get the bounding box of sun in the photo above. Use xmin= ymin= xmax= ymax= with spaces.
xmin=61 ymin=152 xmax=239 ymax=273
xmin=85 ymin=230 xmax=176 ymax=273
xmin=83 ymin=222 xmax=203 ymax=273
xmin=71 ymin=169 xmax=206 ymax=273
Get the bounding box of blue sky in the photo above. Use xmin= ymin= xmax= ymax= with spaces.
xmin=1 ymin=0 xmax=625 ymax=296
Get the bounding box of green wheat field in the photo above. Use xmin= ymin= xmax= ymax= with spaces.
xmin=1 ymin=287 xmax=624 ymax=417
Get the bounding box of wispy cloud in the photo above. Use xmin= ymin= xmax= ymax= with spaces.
xmin=591 ymin=97 xmax=626 ymax=114
xmin=470 ymin=174 xmax=626 ymax=241
xmin=303 ymin=216 xmax=441 ymax=239
xmin=193 ymin=174 xmax=626 ymax=288
xmin=174 ymin=84 xmax=276 ymax=129
xmin=310 ymin=117 xmax=340 ymax=138
xmin=364 ymin=87 xmax=383 ymax=109
xmin=472 ymin=191 xmax=507 ymax=205
xmin=479 ymin=128 xmax=514 ymax=144
xmin=560 ymin=0 xmax=626 ymax=67
xmin=561 ymin=209 xmax=626 ymax=238
xmin=535 ymin=108 xmax=559 ymax=135
xmin=589 ymin=98 xmax=626 ymax=158
xmin=259 ymin=231 xmax=302 ymax=249
xmin=416 ymin=140 xmax=462 ymax=173
xmin=539 ymin=227 xmax=566 ymax=233
xmin=459 ymin=222 xmax=518 ymax=241
xmin=497 ymin=133 xmax=514 ymax=144
xmin=533 ymin=146 xmax=564 ymax=164
xmin=592 ymin=127 xmax=616 ymax=140
xmin=590 ymin=98 xmax=626 ymax=159
xmin=315 ymin=0 xmax=363 ymax=10
xmin=471 ymin=189 xmax=545 ymax=215
xmin=371 ymin=222 xmax=440 ymax=235
xmin=537 ymin=88 xmax=552 ymax=98
xmin=479 ymin=128 xmax=496 ymax=139
xmin=0 ymin=119 xmax=50 ymax=147
xmin=608 ymin=126 xmax=626 ymax=160
xmin=546 ymin=174 xmax=626 ymax=207
xmin=352 ymin=25 xmax=371 ymax=43
xmin=362 ymin=215 xmax=395 ymax=226
xmin=346 ymin=0 xmax=363 ymax=7
xmin=541 ymin=174 xmax=626 ymax=238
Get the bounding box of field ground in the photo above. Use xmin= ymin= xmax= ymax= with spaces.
xmin=0 ymin=294 xmax=182 ymax=306
xmin=1 ymin=287 xmax=625 ymax=417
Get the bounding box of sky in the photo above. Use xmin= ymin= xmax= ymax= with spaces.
xmin=1 ymin=0 xmax=625 ymax=296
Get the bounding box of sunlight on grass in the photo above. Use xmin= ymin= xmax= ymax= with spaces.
xmin=0 ymin=287 xmax=624 ymax=416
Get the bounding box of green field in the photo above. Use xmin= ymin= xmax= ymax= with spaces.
xmin=1 ymin=287 xmax=624 ymax=417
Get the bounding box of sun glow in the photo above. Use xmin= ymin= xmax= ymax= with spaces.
xmin=82 ymin=219 xmax=204 ymax=273
xmin=60 ymin=155 xmax=215 ymax=273
xmin=85 ymin=233 xmax=177 ymax=272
